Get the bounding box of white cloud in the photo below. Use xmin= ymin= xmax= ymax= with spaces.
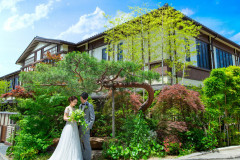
xmin=3 ymin=0 xmax=59 ymax=31
xmin=82 ymin=32 xmax=99 ymax=40
xmin=0 ymin=0 xmax=23 ymax=13
xmin=56 ymin=7 xmax=106 ymax=42
xmin=56 ymin=7 xmax=133 ymax=42
xmin=195 ymin=17 xmax=237 ymax=39
xmin=181 ymin=8 xmax=194 ymax=16
xmin=230 ymin=32 xmax=240 ymax=44
xmin=219 ymin=30 xmax=235 ymax=36
xmin=195 ymin=17 xmax=223 ymax=31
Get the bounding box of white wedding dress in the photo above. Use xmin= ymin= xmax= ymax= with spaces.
xmin=49 ymin=106 xmax=83 ymax=160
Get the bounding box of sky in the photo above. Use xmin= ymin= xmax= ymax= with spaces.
xmin=0 ymin=0 xmax=240 ymax=77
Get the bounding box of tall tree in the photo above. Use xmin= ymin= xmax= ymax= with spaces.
xmin=104 ymin=4 xmax=201 ymax=85
xmin=0 ymin=80 xmax=9 ymax=96
xmin=203 ymin=66 xmax=240 ymax=146
xmin=0 ymin=80 xmax=10 ymax=106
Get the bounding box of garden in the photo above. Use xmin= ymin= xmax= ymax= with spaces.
xmin=1 ymin=50 xmax=240 ymax=160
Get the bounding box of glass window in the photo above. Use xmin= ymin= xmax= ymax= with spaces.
xmin=216 ymin=48 xmax=220 ymax=68
xmin=186 ymin=55 xmax=190 ymax=62
xmin=229 ymin=53 xmax=233 ymax=66
xmin=117 ymin=42 xmax=123 ymax=61
xmin=102 ymin=48 xmax=107 ymax=60
xmin=225 ymin=52 xmax=229 ymax=67
xmin=185 ymin=38 xmax=190 ymax=62
xmin=196 ymin=40 xmax=210 ymax=70
xmin=43 ymin=46 xmax=57 ymax=58
xmin=216 ymin=48 xmax=233 ymax=68
xmin=220 ymin=50 xmax=223 ymax=68
xmin=15 ymin=77 xmax=19 ymax=87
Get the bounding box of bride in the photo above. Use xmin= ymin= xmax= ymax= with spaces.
xmin=49 ymin=96 xmax=83 ymax=160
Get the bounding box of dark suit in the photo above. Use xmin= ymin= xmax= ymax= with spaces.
xmin=78 ymin=101 xmax=95 ymax=160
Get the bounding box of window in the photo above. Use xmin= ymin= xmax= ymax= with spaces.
xmin=185 ymin=38 xmax=190 ymax=62
xmin=117 ymin=42 xmax=123 ymax=61
xmin=15 ymin=77 xmax=19 ymax=87
xmin=43 ymin=46 xmax=57 ymax=58
xmin=196 ymin=40 xmax=210 ymax=70
xmin=216 ymin=48 xmax=233 ymax=68
xmin=102 ymin=48 xmax=107 ymax=60
xmin=186 ymin=55 xmax=190 ymax=62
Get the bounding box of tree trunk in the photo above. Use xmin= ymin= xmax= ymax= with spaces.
xmin=161 ymin=12 xmax=164 ymax=88
xmin=105 ymin=82 xmax=154 ymax=112
xmin=112 ymin=88 xmax=115 ymax=138
xmin=182 ymin=53 xmax=186 ymax=85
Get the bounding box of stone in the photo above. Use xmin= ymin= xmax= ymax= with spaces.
xmin=90 ymin=137 xmax=109 ymax=150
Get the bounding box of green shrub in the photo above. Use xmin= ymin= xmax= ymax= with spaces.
xmin=8 ymin=93 xmax=69 ymax=159
xmin=103 ymin=112 xmax=165 ymax=159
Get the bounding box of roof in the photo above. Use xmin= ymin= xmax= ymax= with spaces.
xmin=182 ymin=13 xmax=240 ymax=50
xmin=15 ymin=36 xmax=76 ymax=64
xmin=76 ymin=6 xmax=240 ymax=50
xmin=0 ymin=70 xmax=21 ymax=80
xmin=76 ymin=32 xmax=104 ymax=46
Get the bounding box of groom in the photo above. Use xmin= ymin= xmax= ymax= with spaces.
xmin=79 ymin=92 xmax=95 ymax=160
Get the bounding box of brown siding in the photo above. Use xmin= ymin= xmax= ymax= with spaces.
xmin=177 ymin=65 xmax=210 ymax=81
xmin=198 ymin=33 xmax=209 ymax=44
xmin=68 ymin=46 xmax=77 ymax=52
xmin=237 ymin=51 xmax=240 ymax=58
xmin=78 ymin=45 xmax=86 ymax=52
xmin=213 ymin=39 xmax=235 ymax=54
xmin=34 ymin=52 xmax=37 ymax=62
xmin=90 ymin=38 xmax=106 ymax=49
xmin=151 ymin=62 xmax=211 ymax=81
xmin=150 ymin=62 xmax=168 ymax=76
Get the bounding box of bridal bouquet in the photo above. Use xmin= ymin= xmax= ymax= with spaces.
xmin=69 ymin=109 xmax=87 ymax=128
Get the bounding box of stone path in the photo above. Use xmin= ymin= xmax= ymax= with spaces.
xmin=176 ymin=145 xmax=240 ymax=160
xmin=0 ymin=143 xmax=9 ymax=160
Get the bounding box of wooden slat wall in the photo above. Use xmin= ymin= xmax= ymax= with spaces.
xmin=0 ymin=112 xmax=18 ymax=143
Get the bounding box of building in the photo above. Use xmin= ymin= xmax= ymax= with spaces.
xmin=1 ymin=8 xmax=240 ymax=92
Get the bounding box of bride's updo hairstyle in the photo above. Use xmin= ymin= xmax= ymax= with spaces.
xmin=68 ymin=96 xmax=78 ymax=103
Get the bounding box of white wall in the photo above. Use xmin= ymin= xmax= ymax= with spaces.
xmin=36 ymin=50 xmax=41 ymax=61
xmin=26 ymin=53 xmax=34 ymax=59
xmin=61 ymin=44 xmax=68 ymax=51
xmin=44 ymin=44 xmax=56 ymax=51
xmin=91 ymin=45 xmax=107 ymax=61
xmin=33 ymin=42 xmax=48 ymax=52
